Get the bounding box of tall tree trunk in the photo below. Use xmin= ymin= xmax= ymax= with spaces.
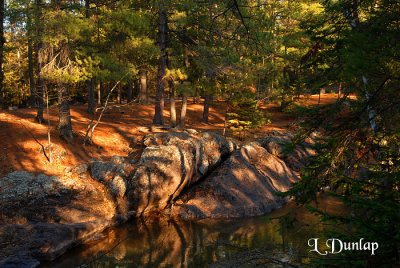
xmin=203 ymin=72 xmax=215 ymax=123
xmin=169 ymin=80 xmax=176 ymax=127
xmin=132 ymin=78 xmax=138 ymax=100
xmin=363 ymin=76 xmax=379 ymax=134
xmin=203 ymin=94 xmax=212 ymax=123
xmin=153 ymin=7 xmax=168 ymax=125
xmin=58 ymin=85 xmax=73 ymax=141
xmin=179 ymin=95 xmax=187 ymax=128
xmin=117 ymin=83 xmax=121 ymax=104
xmin=0 ymin=0 xmax=4 ymax=108
xmin=318 ymin=89 xmax=321 ymax=105
xmin=85 ymin=0 xmax=96 ymax=113
xmin=85 ymin=0 xmax=90 ymax=18
xmin=87 ymin=79 xmax=95 ymax=114
xmin=127 ymin=82 xmax=133 ymax=103
xmin=139 ymin=68 xmax=147 ymax=103
xmin=97 ymin=82 xmax=101 ymax=105
xmin=36 ymin=77 xmax=44 ymax=122
xmin=45 ymin=85 xmax=52 ymax=163
xmin=344 ymin=2 xmax=378 ymax=134
xmin=35 ymin=0 xmax=44 ymax=122
xmin=180 ymin=47 xmax=190 ymax=125
xmin=28 ymin=40 xmax=35 ymax=106
xmin=27 ymin=9 xmax=36 ymax=108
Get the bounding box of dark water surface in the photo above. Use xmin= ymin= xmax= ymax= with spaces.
xmin=44 ymin=197 xmax=343 ymax=268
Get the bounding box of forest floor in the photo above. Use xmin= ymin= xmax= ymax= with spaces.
xmin=0 ymin=93 xmax=342 ymax=178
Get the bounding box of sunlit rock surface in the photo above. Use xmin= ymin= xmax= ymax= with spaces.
xmin=130 ymin=131 xmax=237 ymax=216
xmin=130 ymin=130 xmax=319 ymax=219
xmin=171 ymin=141 xmax=296 ymax=219
xmin=171 ymin=131 xmax=319 ymax=219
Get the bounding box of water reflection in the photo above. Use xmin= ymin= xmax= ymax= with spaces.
xmin=46 ymin=199 xmax=340 ymax=268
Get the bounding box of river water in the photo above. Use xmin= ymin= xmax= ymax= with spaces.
xmin=44 ymin=197 xmax=343 ymax=267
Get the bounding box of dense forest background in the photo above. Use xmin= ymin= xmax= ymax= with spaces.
xmin=0 ymin=0 xmax=350 ymax=133
xmin=0 ymin=0 xmax=399 ymax=266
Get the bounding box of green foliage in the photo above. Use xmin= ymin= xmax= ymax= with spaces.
xmin=3 ymin=34 xmax=28 ymax=105
xmin=228 ymin=89 xmax=269 ymax=129
xmin=285 ymin=5 xmax=400 ymax=265
xmin=289 ymin=132 xmax=400 ymax=267
xmin=226 ymin=113 xmax=252 ymax=133
xmin=164 ymin=68 xmax=188 ymax=82
xmin=2 ymin=0 xmax=324 ymax=107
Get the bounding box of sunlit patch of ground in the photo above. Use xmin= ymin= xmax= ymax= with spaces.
xmin=0 ymin=93 xmax=342 ymax=177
